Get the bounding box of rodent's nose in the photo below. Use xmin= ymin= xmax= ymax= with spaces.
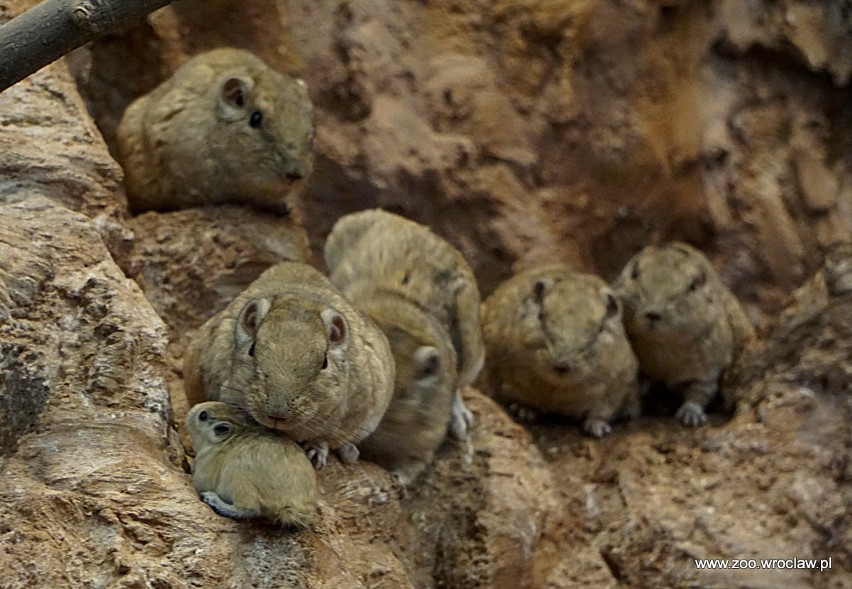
xmin=553 ymin=362 xmax=571 ymax=375
xmin=286 ymin=171 xmax=303 ymax=181
xmin=645 ymin=311 xmax=662 ymax=322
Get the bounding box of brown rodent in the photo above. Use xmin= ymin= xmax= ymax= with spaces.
xmin=614 ymin=242 xmax=755 ymax=426
xmin=183 ymin=261 xmax=395 ymax=468
xmin=346 ymin=286 xmax=458 ymax=483
xmin=482 ymin=265 xmax=640 ymax=437
xmin=116 ymin=47 xmax=314 ymax=214
xmin=186 ymin=401 xmax=317 ymax=527
xmin=324 ymin=209 xmax=484 ymax=441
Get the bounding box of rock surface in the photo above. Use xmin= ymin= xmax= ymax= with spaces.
xmin=0 ymin=0 xmax=849 ymax=587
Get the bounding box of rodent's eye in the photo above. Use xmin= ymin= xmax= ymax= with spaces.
xmin=198 ymin=410 xmax=208 ymax=422
xmin=213 ymin=423 xmax=230 ymax=437
xmin=321 ymin=353 xmax=328 ymax=370
xmin=688 ymin=270 xmax=707 ymax=292
xmin=250 ymin=110 xmax=263 ymax=128
xmin=248 ymin=341 xmax=256 ymax=357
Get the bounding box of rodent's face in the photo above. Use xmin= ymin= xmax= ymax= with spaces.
xmin=186 ymin=402 xmax=244 ymax=450
xmin=213 ymin=69 xmax=314 ymax=195
xmin=231 ymin=296 xmax=350 ymax=438
xmin=524 ymin=274 xmax=626 ymax=381
xmin=616 ymin=243 xmax=718 ymax=335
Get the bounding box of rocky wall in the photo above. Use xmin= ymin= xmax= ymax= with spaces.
xmin=0 ymin=0 xmax=849 ymax=587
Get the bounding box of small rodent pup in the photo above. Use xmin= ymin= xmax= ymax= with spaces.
xmin=614 ymin=242 xmax=755 ymax=426
xmin=347 ymin=286 xmax=458 ymax=483
xmin=481 ymin=265 xmax=640 ymax=437
xmin=324 ymin=209 xmax=484 ymax=441
xmin=183 ymin=261 xmax=395 ymax=468
xmin=186 ymin=402 xmax=317 ymax=527
xmin=116 ymin=48 xmax=314 ymax=214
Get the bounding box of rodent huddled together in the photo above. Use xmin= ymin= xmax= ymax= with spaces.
xmin=323 ymin=209 xmax=483 ymax=482
xmin=118 ymin=48 xmax=762 ymax=525
xmin=614 ymin=242 xmax=755 ymax=426
xmin=116 ymin=48 xmax=314 ymax=215
xmin=481 ymin=265 xmax=640 ymax=437
xmin=183 ymin=260 xmax=396 ymax=469
xmin=186 ymin=402 xmax=317 ymax=528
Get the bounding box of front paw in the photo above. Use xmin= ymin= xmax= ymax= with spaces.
xmin=676 ymin=401 xmax=707 ymax=427
xmin=582 ymin=418 xmax=612 ymax=438
xmin=448 ymin=390 xmax=475 ymax=440
xmin=336 ymin=442 xmax=359 ymax=464
xmin=302 ymin=440 xmax=330 ymax=469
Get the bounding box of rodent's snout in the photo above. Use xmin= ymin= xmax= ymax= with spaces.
xmin=285 ymin=171 xmax=303 ymax=181
xmin=553 ymin=362 xmax=571 ymax=375
xmin=644 ymin=311 xmax=663 ymax=323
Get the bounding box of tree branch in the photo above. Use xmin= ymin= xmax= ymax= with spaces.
xmin=0 ymin=0 xmax=175 ymax=93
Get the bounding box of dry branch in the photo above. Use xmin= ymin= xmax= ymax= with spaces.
xmin=0 ymin=0 xmax=175 ymax=93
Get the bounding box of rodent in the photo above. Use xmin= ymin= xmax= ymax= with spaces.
xmin=614 ymin=242 xmax=755 ymax=426
xmin=183 ymin=261 xmax=395 ymax=468
xmin=343 ymin=285 xmax=458 ymax=483
xmin=481 ymin=265 xmax=640 ymax=437
xmin=186 ymin=401 xmax=317 ymax=527
xmin=116 ymin=47 xmax=314 ymax=215
xmin=324 ymin=209 xmax=485 ymax=441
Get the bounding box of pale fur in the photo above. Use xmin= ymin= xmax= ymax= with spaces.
xmin=614 ymin=242 xmax=755 ymax=426
xmin=324 ymin=209 xmax=483 ymax=441
xmin=186 ymin=402 xmax=318 ymax=527
xmin=183 ymin=261 xmax=395 ymax=466
xmin=346 ymin=286 xmax=457 ymax=483
xmin=116 ymin=48 xmax=314 ymax=213
xmin=482 ymin=264 xmax=639 ymax=437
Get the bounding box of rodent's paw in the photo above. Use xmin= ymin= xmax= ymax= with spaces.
xmin=508 ymin=403 xmax=539 ymax=423
xmin=303 ymin=441 xmax=330 ymax=469
xmin=336 ymin=443 xmax=360 ymax=464
xmin=582 ymin=418 xmax=612 ymax=438
xmin=676 ymin=402 xmax=708 ymax=427
xmin=448 ymin=390 xmax=474 ymax=440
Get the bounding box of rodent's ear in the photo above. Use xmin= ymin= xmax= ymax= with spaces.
xmin=604 ymin=292 xmax=620 ymax=318
xmin=413 ymin=346 xmax=441 ymax=381
xmin=213 ymin=423 xmax=231 ymax=437
xmin=235 ymin=298 xmax=271 ymax=348
xmin=672 ymin=242 xmax=696 ymax=256
xmin=217 ymin=76 xmax=253 ymax=121
xmin=629 ymin=258 xmax=641 ymax=280
xmin=222 ymin=77 xmax=248 ymax=108
xmin=321 ymin=309 xmax=349 ymax=349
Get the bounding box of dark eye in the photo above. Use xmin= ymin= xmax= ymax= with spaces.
xmin=250 ymin=110 xmax=263 ymax=128
xmin=688 ymin=271 xmax=707 ymax=292
xmin=198 ymin=410 xmax=208 ymax=422
xmin=321 ymin=353 xmax=328 ymax=369
xmin=213 ymin=423 xmax=230 ymax=436
xmin=248 ymin=342 xmax=256 ymax=357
